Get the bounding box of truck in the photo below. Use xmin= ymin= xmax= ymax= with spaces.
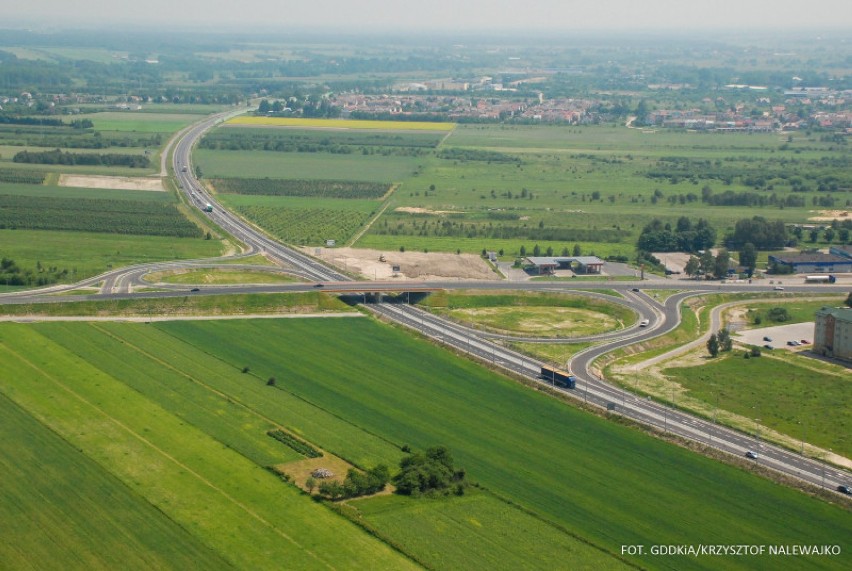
xmin=203 ymin=203 xmax=213 ymax=212
xmin=804 ymin=274 xmax=836 ymax=284
xmin=540 ymin=365 xmax=576 ymax=389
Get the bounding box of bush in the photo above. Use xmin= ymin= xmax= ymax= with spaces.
xmin=267 ymin=430 xmax=322 ymax=458
xmin=394 ymin=446 xmax=466 ymax=497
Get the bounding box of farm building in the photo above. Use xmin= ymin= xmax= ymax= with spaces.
xmin=813 ymin=307 xmax=852 ymax=363
xmin=524 ymin=256 xmax=604 ymax=275
xmin=768 ymin=253 xmax=852 ymax=274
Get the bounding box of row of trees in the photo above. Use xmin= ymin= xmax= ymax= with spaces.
xmin=13 ymin=149 xmax=150 ymax=168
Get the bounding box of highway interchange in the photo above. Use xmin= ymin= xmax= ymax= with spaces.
xmin=2 ymin=108 xmax=850 ymax=497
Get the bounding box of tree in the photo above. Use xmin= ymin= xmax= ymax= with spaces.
xmin=699 ymin=250 xmax=715 ymax=278
xmin=845 ymin=292 xmax=852 ymax=308
xmin=714 ymin=248 xmax=731 ymax=279
xmin=305 ymin=476 xmax=317 ymax=494
xmin=394 ymin=446 xmax=465 ymax=497
xmin=707 ymin=333 xmax=720 ymax=357
xmin=824 ymin=228 xmax=835 ymax=243
xmin=684 ymin=256 xmax=700 ymax=279
xmin=573 ymin=243 xmax=582 ymax=256
xmin=717 ymin=328 xmax=733 ymax=352
xmin=767 ymin=307 xmax=790 ymax=322
xmin=266 ymin=377 xmax=276 ymax=386
xmin=532 ymin=244 xmax=541 ymax=257
xmin=809 ymin=228 xmax=819 ymax=243
xmin=519 ymin=245 xmax=527 ymax=257
xmin=739 ymin=243 xmax=757 ymax=277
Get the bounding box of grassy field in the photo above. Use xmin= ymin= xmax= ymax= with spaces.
xmin=65 ymin=319 xmax=852 ymax=568
xmin=0 ymin=292 xmax=350 ymax=317
xmin=663 ymin=352 xmax=851 ymax=457
xmin=226 ymin=116 xmax=455 ymax=131
xmin=147 ymin=268 xmax=299 ymax=285
xmin=355 ymin=490 xmax=628 ymax=571
xmin=1 ymin=318 xmax=849 ymax=569
xmin=0 ymin=392 xmax=232 ymax=571
xmin=0 ymin=229 xmax=221 ymax=283
xmin=420 ymin=290 xmax=636 ymax=336
xmin=0 ymin=322 xmax=419 ymax=571
xmin=196 ymin=149 xmax=422 ymax=181
xmin=740 ymin=298 xmax=846 ymax=327
xmin=0 ymin=182 xmax=173 ymax=203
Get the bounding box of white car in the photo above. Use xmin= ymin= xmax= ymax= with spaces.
xmin=745 ymin=451 xmax=759 ymax=459
xmin=773 ymin=286 xmax=784 ymax=291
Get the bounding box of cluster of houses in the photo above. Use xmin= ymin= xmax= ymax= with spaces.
xmin=333 ymin=92 xmax=593 ymax=123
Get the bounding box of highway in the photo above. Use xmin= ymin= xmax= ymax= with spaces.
xmin=2 ymin=109 xmax=850 ymax=495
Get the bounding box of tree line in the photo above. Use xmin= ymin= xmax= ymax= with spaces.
xmin=13 ymin=149 xmax=150 ymax=168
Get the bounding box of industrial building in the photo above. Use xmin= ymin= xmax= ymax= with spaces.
xmin=768 ymin=253 xmax=852 ymax=274
xmin=813 ymin=306 xmax=852 ymax=363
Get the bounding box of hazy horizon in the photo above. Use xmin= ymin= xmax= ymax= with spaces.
xmin=2 ymin=0 xmax=851 ymax=34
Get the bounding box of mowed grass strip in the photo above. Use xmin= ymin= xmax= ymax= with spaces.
xmin=663 ymin=352 xmax=851 ymax=458
xmin=226 ymin=116 xmax=455 ymax=131
xmin=356 ymin=490 xmax=628 ymax=571
xmin=0 ymin=392 xmax=231 ymax=571
xmin=153 ymin=318 xmax=851 ymax=571
xmin=0 ymin=324 xmax=420 ymax=571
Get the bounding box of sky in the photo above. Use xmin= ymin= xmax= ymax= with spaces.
xmin=1 ymin=0 xmax=851 ymax=32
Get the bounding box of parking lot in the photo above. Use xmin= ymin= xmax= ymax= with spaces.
xmin=733 ymin=322 xmax=816 ymax=351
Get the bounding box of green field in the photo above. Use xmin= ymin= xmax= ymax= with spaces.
xmin=0 ymin=322 xmax=419 ymax=571
xmin=420 ymin=290 xmax=636 ymax=336
xmin=0 ymin=393 xmax=232 ymax=571
xmin=0 ymin=292 xmax=350 ymax=317
xmin=355 ymin=491 xmax=628 ymax=570
xmin=1 ymin=318 xmax=846 ymax=570
xmin=196 ymin=149 xmax=422 ymax=182
xmin=663 ymin=352 xmax=852 ymax=457
xmin=149 ymin=268 xmax=299 ymax=285
xmin=0 ymin=229 xmax=221 ymax=282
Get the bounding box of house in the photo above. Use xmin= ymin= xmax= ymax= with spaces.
xmin=813 ymin=307 xmax=852 ymax=363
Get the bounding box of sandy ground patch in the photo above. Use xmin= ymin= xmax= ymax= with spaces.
xmin=58 ymin=174 xmax=166 ymax=192
xmin=311 ymin=247 xmax=499 ymax=281
xmin=808 ymin=210 xmax=851 ymax=222
xmin=394 ymin=206 xmax=463 ymax=215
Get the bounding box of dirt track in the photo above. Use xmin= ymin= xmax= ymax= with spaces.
xmin=311 ymin=247 xmax=500 ymax=281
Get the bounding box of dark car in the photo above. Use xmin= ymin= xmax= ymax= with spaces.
xmin=631 ymin=288 xmax=640 ymax=292
xmin=190 ymin=288 xmax=200 ymax=292
xmin=763 ymin=336 xmax=772 ymax=342
xmin=313 ymin=283 xmax=324 ymax=288
xmin=838 ymin=485 xmax=851 ymax=495
xmin=763 ymin=344 xmax=773 ymax=350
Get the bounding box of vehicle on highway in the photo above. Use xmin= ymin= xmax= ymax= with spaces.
xmin=631 ymin=288 xmax=640 ymax=292
xmin=774 ymin=286 xmax=784 ymax=291
xmin=190 ymin=288 xmax=200 ymax=292
xmin=203 ymin=203 xmax=213 ymax=213
xmin=181 ymin=165 xmax=188 ymax=172
xmin=763 ymin=336 xmax=772 ymax=342
xmin=314 ymin=283 xmax=324 ymax=288
xmin=639 ymin=319 xmax=649 ymax=327
xmin=838 ymin=485 xmax=851 ymax=495
xmin=746 ymin=451 xmax=759 ymax=459
xmin=540 ymin=365 xmax=576 ymax=389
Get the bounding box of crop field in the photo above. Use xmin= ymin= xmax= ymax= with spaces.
xmin=355 ymin=491 xmax=628 ymax=570
xmin=0 ymin=229 xmax=221 ymax=282
xmin=0 ymin=193 xmax=200 ymax=236
xmin=2 ymin=318 xmax=844 ymax=570
xmin=663 ymin=352 xmax=852 ymax=458
xmin=226 ymin=116 xmax=455 ymax=131
xmin=73 ymin=112 xmax=204 ymax=134
xmin=0 ymin=393 xmax=231 ymax=571
xmin=196 ymin=148 xmax=421 ymax=181
xmin=217 ymin=193 xmax=379 ymax=245
xmin=0 ymin=182 xmax=172 ymax=202
xmin=206 ymin=126 xmax=445 ymax=149
xmin=421 ymin=290 xmax=636 ymax=336
xmin=0 ymin=322 xmax=417 ymax=571
xmin=212 ymin=177 xmax=391 ymax=199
